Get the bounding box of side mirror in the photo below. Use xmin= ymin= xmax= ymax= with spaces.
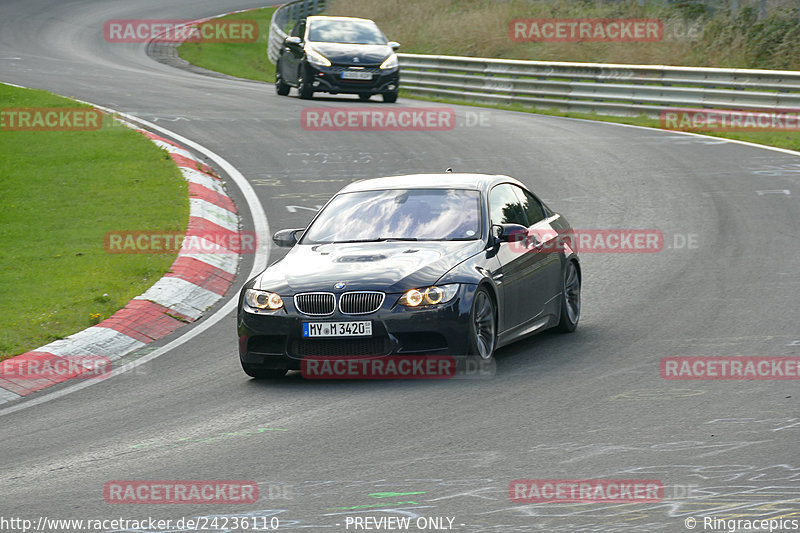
xmin=272 ymin=228 xmax=304 ymax=248
xmin=388 ymin=41 xmax=400 ymax=51
xmin=284 ymin=36 xmax=303 ymax=49
xmin=492 ymin=223 xmax=528 ymax=244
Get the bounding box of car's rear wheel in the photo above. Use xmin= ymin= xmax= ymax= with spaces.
xmin=241 ymin=363 xmax=288 ymax=379
xmin=297 ymin=64 xmax=314 ymax=99
xmin=359 ymin=93 xmax=371 ymax=101
xmin=468 ymin=287 xmax=496 ymax=360
xmin=383 ymin=91 xmax=398 ymax=103
xmin=275 ymin=66 xmax=290 ymax=96
xmin=556 ymin=260 xmax=580 ymax=332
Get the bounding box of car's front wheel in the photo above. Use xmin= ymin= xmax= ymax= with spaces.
xmin=297 ymin=64 xmax=314 ymax=99
xmin=468 ymin=287 xmax=496 ymax=360
xmin=556 ymin=260 xmax=580 ymax=332
xmin=241 ymin=363 xmax=288 ymax=379
xmin=275 ymin=66 xmax=290 ymax=96
xmin=383 ymin=91 xmax=398 ymax=103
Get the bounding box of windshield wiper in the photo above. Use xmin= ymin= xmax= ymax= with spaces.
xmin=330 ymin=237 xmax=418 ymax=244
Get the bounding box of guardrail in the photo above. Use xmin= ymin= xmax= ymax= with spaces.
xmin=398 ymin=53 xmax=800 ymax=118
xmin=265 ymin=3 xmax=800 ymax=117
xmin=268 ymin=0 xmax=326 ymax=64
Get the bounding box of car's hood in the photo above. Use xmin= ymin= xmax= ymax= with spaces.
xmin=255 ymin=241 xmax=484 ymax=294
xmin=306 ymin=42 xmax=392 ymax=66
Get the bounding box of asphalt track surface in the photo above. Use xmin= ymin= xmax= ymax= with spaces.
xmin=2 ymin=1 xmax=799 ymax=532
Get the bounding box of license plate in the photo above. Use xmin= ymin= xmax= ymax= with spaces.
xmin=303 ymin=321 xmax=372 ymax=337
xmin=341 ymin=71 xmax=372 ymax=80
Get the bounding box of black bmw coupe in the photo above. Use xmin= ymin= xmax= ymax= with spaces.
xmin=238 ymin=173 xmax=581 ymax=378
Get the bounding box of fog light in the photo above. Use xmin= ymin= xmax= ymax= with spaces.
xmin=313 ymin=80 xmax=321 ymax=87
xmin=387 ymin=84 xmax=396 ymax=91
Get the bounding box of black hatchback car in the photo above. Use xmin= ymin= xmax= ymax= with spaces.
xmin=237 ymin=173 xmax=581 ymax=379
xmin=275 ymin=15 xmax=400 ymax=102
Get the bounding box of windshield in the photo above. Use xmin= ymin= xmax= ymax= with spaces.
xmin=301 ymin=189 xmax=482 ymax=244
xmin=307 ymin=19 xmax=388 ymax=45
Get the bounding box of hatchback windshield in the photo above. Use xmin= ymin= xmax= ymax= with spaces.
xmin=307 ymin=19 xmax=388 ymax=45
xmin=301 ymin=189 xmax=481 ymax=244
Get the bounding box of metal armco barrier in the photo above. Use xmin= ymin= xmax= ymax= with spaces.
xmin=265 ymin=3 xmax=800 ymax=118
xmin=268 ymin=0 xmax=326 ymax=64
xmin=397 ymin=53 xmax=800 ymax=118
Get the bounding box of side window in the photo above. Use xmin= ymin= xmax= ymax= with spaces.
xmin=514 ymin=186 xmax=546 ymax=225
xmin=291 ymin=20 xmax=305 ymax=38
xmin=489 ymin=184 xmax=528 ymax=226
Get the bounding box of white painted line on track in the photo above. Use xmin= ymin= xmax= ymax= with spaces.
xmin=534 ymin=112 xmax=800 ymax=158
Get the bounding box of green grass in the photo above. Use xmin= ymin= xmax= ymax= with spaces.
xmin=330 ymin=0 xmax=800 ymax=71
xmin=0 ymin=84 xmax=188 ymax=360
xmin=177 ymin=8 xmax=277 ymax=82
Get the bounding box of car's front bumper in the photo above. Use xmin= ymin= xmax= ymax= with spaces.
xmin=238 ymin=284 xmax=477 ymax=370
xmin=306 ymin=63 xmax=399 ymax=95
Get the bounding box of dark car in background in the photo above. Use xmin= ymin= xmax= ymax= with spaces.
xmin=237 ymin=173 xmax=581 ymax=379
xmin=275 ymin=15 xmax=400 ymax=102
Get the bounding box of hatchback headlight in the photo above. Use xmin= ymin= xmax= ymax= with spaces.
xmin=399 ymin=284 xmax=459 ymax=307
xmin=245 ymin=289 xmax=284 ymax=310
xmin=306 ymin=47 xmax=331 ymax=68
xmin=380 ymin=53 xmax=398 ymax=70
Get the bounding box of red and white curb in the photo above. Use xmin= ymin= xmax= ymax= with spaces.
xmin=0 ymin=123 xmax=240 ymax=404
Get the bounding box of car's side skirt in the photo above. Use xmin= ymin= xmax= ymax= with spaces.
xmin=496 ymin=314 xmax=555 ymax=349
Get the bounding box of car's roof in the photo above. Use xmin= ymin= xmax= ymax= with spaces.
xmin=339 ymin=173 xmax=524 ymax=194
xmin=306 ymin=15 xmax=375 ymax=24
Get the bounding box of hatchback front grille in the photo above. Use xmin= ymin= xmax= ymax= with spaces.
xmin=294 ymin=292 xmax=335 ymax=316
xmin=329 ymin=65 xmax=381 ymax=74
xmin=340 ymin=291 xmax=385 ymax=315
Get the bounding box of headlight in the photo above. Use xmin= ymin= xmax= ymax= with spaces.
xmin=380 ymin=53 xmax=398 ymax=70
xmin=306 ymin=47 xmax=331 ymax=67
xmin=244 ymin=289 xmax=284 ymax=310
xmin=399 ymin=284 xmax=459 ymax=307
